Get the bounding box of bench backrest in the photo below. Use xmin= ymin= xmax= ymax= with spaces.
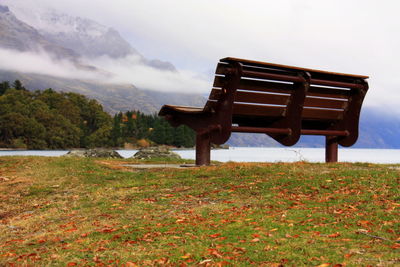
xmin=205 ymin=57 xmax=369 ymax=147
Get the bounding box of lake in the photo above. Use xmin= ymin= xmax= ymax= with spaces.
xmin=1 ymin=147 xmax=399 ymax=164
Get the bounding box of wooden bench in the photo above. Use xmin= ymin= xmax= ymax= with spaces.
xmin=159 ymin=57 xmax=369 ymax=165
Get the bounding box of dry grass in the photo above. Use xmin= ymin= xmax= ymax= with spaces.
xmin=0 ymin=157 xmax=399 ymax=266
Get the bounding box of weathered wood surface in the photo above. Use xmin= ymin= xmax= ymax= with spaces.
xmin=159 ymin=57 xmax=369 ymax=165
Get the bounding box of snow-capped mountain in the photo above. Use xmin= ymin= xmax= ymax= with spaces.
xmin=0 ymin=5 xmax=78 ymax=60
xmin=2 ymin=3 xmax=175 ymax=70
xmin=11 ymin=6 xmax=137 ymax=59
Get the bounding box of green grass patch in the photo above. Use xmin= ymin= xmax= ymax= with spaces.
xmin=0 ymin=158 xmax=399 ymax=266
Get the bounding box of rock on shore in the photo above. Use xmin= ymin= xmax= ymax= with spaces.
xmin=64 ymin=148 xmax=123 ymax=158
xmin=133 ymin=146 xmax=181 ymax=160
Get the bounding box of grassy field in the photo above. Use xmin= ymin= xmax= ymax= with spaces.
xmin=0 ymin=157 xmax=399 ymax=266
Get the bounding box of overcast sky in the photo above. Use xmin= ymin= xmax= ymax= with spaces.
xmin=2 ymin=0 xmax=400 ymax=112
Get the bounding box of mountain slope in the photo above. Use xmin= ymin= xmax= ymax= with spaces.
xmin=3 ymin=3 xmax=175 ymax=71
xmin=18 ymin=8 xmax=137 ymax=59
xmin=0 ymin=5 xmax=78 ymax=60
xmin=0 ymin=70 xmax=205 ymax=114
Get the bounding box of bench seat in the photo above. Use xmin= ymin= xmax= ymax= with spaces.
xmin=159 ymin=57 xmax=369 ymax=165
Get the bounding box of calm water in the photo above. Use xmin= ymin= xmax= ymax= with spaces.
xmin=1 ymin=147 xmax=400 ymax=164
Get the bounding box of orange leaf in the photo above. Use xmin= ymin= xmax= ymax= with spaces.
xmin=67 ymin=263 xmax=77 ymax=266
xmin=316 ymin=264 xmax=330 ymax=267
xmin=209 ymin=233 xmax=221 ymax=238
xmin=391 ymin=243 xmax=400 ymax=249
xmin=208 ymin=248 xmax=223 ymax=258
xmin=100 ymin=228 xmax=117 ymax=233
xmin=358 ymin=220 xmax=372 ymax=226
xmin=215 ymin=261 xmax=230 ymax=267
xmin=328 ymin=232 xmax=340 ymax=238
xmin=233 ymin=247 xmax=246 ymax=253
xmin=181 ymin=253 xmax=191 ymax=259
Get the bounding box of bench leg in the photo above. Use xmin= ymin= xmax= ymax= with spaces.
xmin=196 ymin=132 xmax=211 ymax=166
xmin=325 ymin=136 xmax=338 ymax=163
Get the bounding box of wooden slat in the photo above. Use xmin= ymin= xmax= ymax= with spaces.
xmin=221 ymin=57 xmax=369 ymax=79
xmin=239 ymin=79 xmax=294 ymax=94
xmin=213 ymin=76 xmax=294 ymax=94
xmin=216 ymin=62 xmax=295 ymax=77
xmin=232 ymin=126 xmax=291 ymax=135
xmin=208 ymin=88 xmax=222 ymax=100
xmin=304 ymin=97 xmax=348 ymax=109
xmin=204 ymin=100 xmax=217 ymax=112
xmin=231 ymin=127 xmax=349 ymax=137
xmin=311 ymin=78 xmax=364 ymax=89
xmin=302 ymin=107 xmax=344 ymax=120
xmin=213 ymin=75 xmax=227 ymax=88
xmin=235 ymin=90 xmax=290 ymax=106
xmin=307 ymin=86 xmax=350 ymax=99
xmin=215 ymin=62 xmax=229 ymax=75
xmin=242 ymin=70 xmax=304 ymax=83
xmin=301 ymin=129 xmax=349 ymax=136
xmin=233 ymin=103 xmax=286 ymax=117
xmin=159 ymin=104 xmax=204 ymax=116
xmin=209 ymin=88 xmax=290 ymax=106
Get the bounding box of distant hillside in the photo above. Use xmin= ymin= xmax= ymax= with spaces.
xmin=0 ymin=71 xmax=206 ymax=115
xmin=3 ymin=70 xmax=398 ymax=148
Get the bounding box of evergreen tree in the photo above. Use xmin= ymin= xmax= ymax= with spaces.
xmin=0 ymin=81 xmax=10 ymax=96
xmin=0 ymin=80 xmax=196 ymax=149
xmin=173 ymin=126 xmax=185 ymax=147
xmin=12 ymin=80 xmax=26 ymax=91
xmin=111 ymin=113 xmax=123 ymax=147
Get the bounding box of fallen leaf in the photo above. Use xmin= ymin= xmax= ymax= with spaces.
xmin=391 ymin=243 xmax=400 ymax=249
xmin=209 ymin=233 xmax=221 ymax=238
xmin=199 ymin=259 xmax=212 ymax=265
xmin=99 ymin=228 xmax=117 ymax=233
xmin=181 ymin=253 xmax=191 ymax=259
xmin=328 ymin=232 xmax=340 ymax=238
xmin=208 ymin=248 xmax=223 ymax=258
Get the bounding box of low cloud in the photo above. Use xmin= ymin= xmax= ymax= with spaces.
xmin=86 ymin=54 xmax=210 ymax=93
xmin=0 ymin=48 xmax=210 ymax=94
xmin=0 ymin=48 xmax=102 ymax=80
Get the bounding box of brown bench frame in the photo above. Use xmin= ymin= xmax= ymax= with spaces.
xmin=159 ymin=57 xmax=369 ymax=165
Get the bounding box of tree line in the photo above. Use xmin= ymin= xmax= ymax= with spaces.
xmin=0 ymin=81 xmax=195 ymax=149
